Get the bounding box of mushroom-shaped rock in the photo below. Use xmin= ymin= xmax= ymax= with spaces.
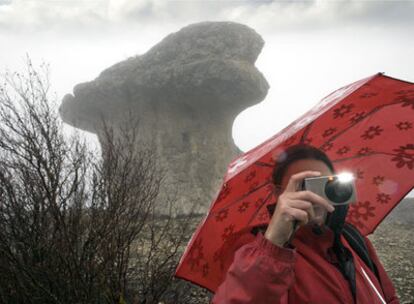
xmin=59 ymin=21 xmax=269 ymax=214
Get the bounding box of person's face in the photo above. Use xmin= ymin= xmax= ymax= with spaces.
xmin=280 ymin=158 xmax=334 ymax=226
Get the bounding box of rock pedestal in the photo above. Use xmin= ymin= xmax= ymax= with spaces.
xmin=59 ymin=21 xmax=269 ymax=214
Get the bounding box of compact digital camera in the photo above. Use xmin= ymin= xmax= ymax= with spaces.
xmin=301 ymin=173 xmax=357 ymax=206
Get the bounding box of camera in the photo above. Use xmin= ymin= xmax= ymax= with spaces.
xmin=301 ymin=173 xmax=357 ymax=206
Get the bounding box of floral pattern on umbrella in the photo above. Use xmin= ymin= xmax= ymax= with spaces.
xmin=175 ymin=73 xmax=414 ymax=292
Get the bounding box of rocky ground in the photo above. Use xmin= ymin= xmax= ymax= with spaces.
xmin=369 ymin=222 xmax=413 ymax=304
xmin=368 ymin=198 xmax=414 ymax=304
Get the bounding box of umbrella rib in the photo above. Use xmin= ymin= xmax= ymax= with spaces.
xmin=246 ymin=189 xmax=274 ymax=227
xmin=300 ymin=121 xmax=314 ymax=144
xmin=321 ymin=99 xmax=409 ymax=146
xmin=254 ymin=161 xmax=274 ymax=168
xmin=212 ymin=180 xmax=273 ymax=214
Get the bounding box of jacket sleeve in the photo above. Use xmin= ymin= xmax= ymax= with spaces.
xmin=211 ymin=232 xmax=297 ymax=304
xmin=364 ymin=236 xmax=400 ymax=304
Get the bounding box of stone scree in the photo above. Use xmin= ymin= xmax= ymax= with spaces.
xmin=59 ymin=21 xmax=269 ymax=215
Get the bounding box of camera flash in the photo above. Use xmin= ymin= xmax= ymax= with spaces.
xmin=337 ymin=172 xmax=354 ymax=183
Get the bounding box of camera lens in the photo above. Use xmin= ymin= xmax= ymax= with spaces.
xmin=324 ymin=177 xmax=353 ymax=204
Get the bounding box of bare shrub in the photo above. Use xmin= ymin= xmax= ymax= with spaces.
xmin=0 ymin=59 xmax=209 ymax=304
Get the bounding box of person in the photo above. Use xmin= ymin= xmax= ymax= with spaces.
xmin=211 ymin=144 xmax=399 ymax=304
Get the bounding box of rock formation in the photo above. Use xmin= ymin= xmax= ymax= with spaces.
xmin=59 ymin=21 xmax=269 ymax=214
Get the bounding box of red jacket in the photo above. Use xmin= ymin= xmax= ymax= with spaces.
xmin=211 ymin=225 xmax=399 ymax=304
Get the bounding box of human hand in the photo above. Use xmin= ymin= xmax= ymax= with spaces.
xmin=264 ymin=171 xmax=335 ymax=247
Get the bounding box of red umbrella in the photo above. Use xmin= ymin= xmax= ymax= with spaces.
xmin=175 ymin=73 xmax=414 ymax=292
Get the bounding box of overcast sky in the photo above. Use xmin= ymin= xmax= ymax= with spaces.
xmin=1 ymin=0 xmax=413 ymax=154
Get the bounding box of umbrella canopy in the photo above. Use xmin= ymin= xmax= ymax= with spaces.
xmin=175 ymin=73 xmax=414 ymax=292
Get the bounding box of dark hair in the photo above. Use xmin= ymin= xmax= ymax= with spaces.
xmin=272 ymin=144 xmax=335 ymax=192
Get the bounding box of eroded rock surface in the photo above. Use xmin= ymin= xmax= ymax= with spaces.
xmin=60 ymin=21 xmax=269 ymax=214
